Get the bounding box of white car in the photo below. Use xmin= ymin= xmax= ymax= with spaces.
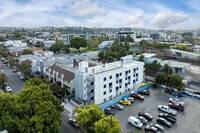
xmin=158 ymin=105 xmax=177 ymax=116
xmin=169 ymin=98 xmax=185 ymax=106
xmin=6 ymin=86 xmax=12 ymax=92
xmin=128 ymin=116 xmax=143 ymax=128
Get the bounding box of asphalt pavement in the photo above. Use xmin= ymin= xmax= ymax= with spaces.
xmin=0 ymin=61 xmax=25 ymax=94
xmin=112 ymin=87 xmax=200 ymax=133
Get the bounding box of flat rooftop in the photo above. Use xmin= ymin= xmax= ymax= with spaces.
xmin=142 ymin=53 xmax=157 ymax=58
xmin=161 ymin=60 xmax=191 ymax=68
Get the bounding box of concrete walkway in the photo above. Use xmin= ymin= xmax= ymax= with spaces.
xmin=62 ymin=100 xmax=76 ymax=117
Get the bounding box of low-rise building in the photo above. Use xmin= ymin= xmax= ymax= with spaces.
xmin=75 ymin=55 xmax=144 ymax=105
xmin=160 ymin=60 xmax=191 ymax=77
xmin=46 ymin=64 xmax=75 ymax=93
xmin=98 ymin=41 xmax=114 ymax=50
xmin=132 ymin=53 xmax=158 ymax=64
xmin=8 ymin=46 xmax=24 ymax=56
xmin=193 ymin=45 xmax=200 ymax=54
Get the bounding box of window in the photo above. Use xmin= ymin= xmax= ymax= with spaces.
xmin=116 ymin=80 xmax=119 ymax=83
xmin=109 ymin=76 xmax=112 ymax=79
xmin=128 ymin=76 xmax=131 ymax=80
xmin=103 ymin=91 xmax=106 ymax=95
xmin=125 ymin=83 xmax=128 ymax=87
xmin=119 ymin=79 xmax=122 ymax=84
xmin=90 ymin=97 xmax=94 ymax=100
xmin=125 ymin=71 xmax=128 ymax=75
xmin=120 ymin=85 xmax=122 ymax=88
xmin=128 ymin=70 xmax=130 ymax=73
xmin=90 ymin=89 xmax=94 ymax=93
xmin=104 ymin=77 xmax=106 ymax=81
xmin=84 ymin=87 xmax=86 ymax=90
xmin=136 ymin=73 xmax=138 ymax=77
xmin=104 ymin=84 xmax=106 ymax=88
xmin=91 ymin=82 xmax=94 ymax=85
xmin=109 ymin=89 xmax=112 ymax=93
xmin=136 ymin=79 xmax=138 ymax=81
xmin=137 ymin=67 xmax=138 ymax=70
xmin=120 ymin=73 xmax=122 ymax=76
xmin=116 ymin=93 xmax=118 ymax=96
xmin=134 ymin=68 xmax=136 ymax=72
xmin=133 ymin=74 xmax=136 ymax=77
xmin=116 ymin=73 xmax=119 ymax=78
xmin=125 ymin=77 xmax=127 ymax=80
xmin=133 ymin=80 xmax=136 ymax=84
xmin=128 ymin=88 xmax=130 ymax=91
xmin=109 ymin=83 xmax=112 ymax=88
xmin=104 ymin=98 xmax=106 ymax=102
xmin=128 ymin=82 xmax=130 ymax=85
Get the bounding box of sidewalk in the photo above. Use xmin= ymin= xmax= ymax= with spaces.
xmin=62 ymin=100 xmax=76 ymax=117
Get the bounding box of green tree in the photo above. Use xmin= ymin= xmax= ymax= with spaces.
xmin=155 ymin=73 xmax=166 ymax=85
xmin=117 ymin=48 xmax=127 ymax=60
xmin=124 ymin=41 xmax=130 ymax=51
xmin=174 ymin=44 xmax=189 ymax=51
xmin=149 ymin=60 xmax=161 ymax=72
xmin=0 ymin=73 xmax=7 ymax=89
xmin=14 ymin=32 xmax=22 ymax=40
xmin=140 ymin=40 xmax=148 ymax=45
xmin=125 ymin=34 xmax=134 ymax=42
xmin=126 ymin=51 xmax=133 ymax=55
xmin=64 ymin=45 xmax=70 ymax=53
xmin=0 ymin=37 xmax=6 ymax=42
xmin=50 ymin=39 xmax=66 ymax=53
xmin=20 ymin=62 xmax=31 ymax=78
xmin=35 ymin=41 xmax=44 ymax=47
xmin=74 ymin=103 xmax=105 ymax=127
xmin=22 ymin=49 xmax=33 ymax=55
xmin=0 ymin=78 xmax=63 ymax=133
xmin=70 ymin=37 xmax=87 ymax=49
xmin=120 ymin=36 xmax=125 ymax=42
xmin=94 ymin=115 xmax=121 ymax=133
xmin=161 ymin=64 xmax=173 ymax=75
xmin=9 ymin=57 xmax=15 ymax=67
xmin=112 ymin=39 xmax=121 ymax=52
xmin=138 ymin=55 xmax=144 ymax=62
xmin=87 ymin=37 xmax=100 ymax=49
xmin=167 ymin=73 xmax=184 ymax=90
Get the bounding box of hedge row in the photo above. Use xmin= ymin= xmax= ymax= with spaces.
xmin=138 ymin=82 xmax=151 ymax=89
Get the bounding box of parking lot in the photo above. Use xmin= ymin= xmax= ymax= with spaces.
xmin=111 ymin=87 xmax=200 ymax=133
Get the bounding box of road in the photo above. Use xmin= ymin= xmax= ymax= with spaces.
xmin=60 ymin=112 xmax=85 ymax=133
xmin=0 ymin=61 xmax=25 ymax=94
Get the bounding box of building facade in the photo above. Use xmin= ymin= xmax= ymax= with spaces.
xmin=116 ymin=31 xmax=136 ymax=41
xmin=75 ymin=56 xmax=144 ymax=105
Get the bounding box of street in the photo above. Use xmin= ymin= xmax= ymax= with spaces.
xmin=60 ymin=113 xmax=84 ymax=133
xmin=0 ymin=60 xmax=25 ymax=94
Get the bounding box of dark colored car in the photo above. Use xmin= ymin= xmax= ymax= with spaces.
xmin=194 ymin=91 xmax=200 ymax=95
xmin=165 ymin=88 xmax=176 ymax=96
xmin=168 ymin=102 xmax=184 ymax=111
xmin=158 ymin=113 xmax=176 ymax=123
xmin=157 ymin=117 xmax=172 ymax=127
xmin=193 ymin=94 xmax=200 ymax=99
xmin=138 ymin=90 xmax=150 ymax=95
xmin=130 ymin=93 xmax=144 ymax=101
xmin=135 ymin=115 xmax=148 ymax=125
xmin=69 ymin=118 xmax=79 ymax=128
xmin=138 ymin=112 xmax=153 ymax=121
xmin=104 ymin=107 xmax=115 ymax=115
xmin=144 ymin=125 xmax=158 ymax=133
xmin=150 ymin=123 xmax=164 ymax=133
xmin=181 ymin=91 xmax=193 ymax=97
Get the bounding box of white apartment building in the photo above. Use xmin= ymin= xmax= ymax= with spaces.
xmin=75 ymin=56 xmax=144 ymax=105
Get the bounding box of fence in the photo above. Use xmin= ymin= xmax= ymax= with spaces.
xmin=99 ymin=83 xmax=152 ymax=109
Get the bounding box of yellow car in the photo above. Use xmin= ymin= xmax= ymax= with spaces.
xmin=120 ymin=99 xmax=131 ymax=105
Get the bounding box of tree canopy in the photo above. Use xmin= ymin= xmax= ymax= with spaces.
xmin=22 ymin=49 xmax=33 ymax=55
xmin=50 ymin=39 xmax=66 ymax=53
xmin=0 ymin=78 xmax=63 ymax=133
xmin=174 ymin=44 xmax=189 ymax=51
xmin=70 ymin=37 xmax=87 ymax=49
xmin=87 ymin=36 xmax=100 ymax=49
xmin=19 ymin=62 xmax=31 ymax=78
xmin=94 ymin=115 xmax=121 ymax=133
xmin=0 ymin=73 xmax=7 ymax=89
xmin=125 ymin=34 xmax=134 ymax=42
xmin=161 ymin=64 xmax=173 ymax=75
xmin=74 ymin=103 xmax=105 ymax=127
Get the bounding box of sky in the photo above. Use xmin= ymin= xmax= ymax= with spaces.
xmin=0 ymin=0 xmax=200 ymax=30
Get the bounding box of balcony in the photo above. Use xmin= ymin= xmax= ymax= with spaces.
xmin=86 ymin=75 xmax=95 ymax=81
xmin=86 ymin=84 xmax=95 ymax=89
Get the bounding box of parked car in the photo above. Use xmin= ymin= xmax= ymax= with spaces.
xmin=168 ymin=102 xmax=184 ymax=111
xmin=104 ymin=107 xmax=115 ymax=115
xmin=134 ymin=115 xmax=148 ymax=125
xmin=138 ymin=112 xmax=153 ymax=121
xmin=165 ymin=88 xmax=176 ymax=96
xmin=6 ymin=86 xmax=12 ymax=92
xmin=157 ymin=117 xmax=172 ymax=127
xmin=160 ymin=84 xmax=167 ymax=89
xmin=138 ymin=90 xmax=150 ymax=95
xmin=120 ymin=99 xmax=131 ymax=105
xmin=144 ymin=125 xmax=158 ymax=133
xmin=69 ymin=118 xmax=79 ymax=128
xmin=17 ymin=72 xmax=22 ymax=77
xmin=20 ymin=75 xmax=25 ymax=80
xmin=193 ymin=94 xmax=200 ymax=99
xmin=158 ymin=113 xmax=176 ymax=123
xmin=127 ymin=97 xmax=135 ymax=103
xmin=13 ymin=69 xmax=18 ymax=73
xmin=130 ymin=93 xmax=144 ymax=101
xmin=194 ymin=91 xmax=200 ymax=95
xmin=169 ymin=98 xmax=185 ymax=106
xmin=182 ymin=91 xmax=193 ymax=97
xmin=128 ymin=116 xmax=143 ymax=128
xmin=149 ymin=123 xmax=164 ymax=133
xmin=158 ymin=105 xmax=177 ymax=116
xmin=110 ymin=103 xmax=124 ymax=110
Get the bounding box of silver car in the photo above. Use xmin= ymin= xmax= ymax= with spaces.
xmin=158 ymin=105 xmax=177 ymax=116
xmin=110 ymin=103 xmax=124 ymax=110
xmin=169 ymin=98 xmax=185 ymax=106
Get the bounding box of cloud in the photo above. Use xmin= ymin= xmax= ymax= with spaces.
xmin=150 ymin=11 xmax=189 ymax=28
xmin=68 ymin=0 xmax=107 ymax=18
xmin=122 ymin=14 xmax=144 ymax=27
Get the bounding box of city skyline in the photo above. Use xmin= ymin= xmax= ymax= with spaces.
xmin=0 ymin=0 xmax=200 ymax=30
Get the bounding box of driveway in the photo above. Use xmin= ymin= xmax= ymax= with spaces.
xmin=0 ymin=61 xmax=25 ymax=94
xmin=111 ymin=87 xmax=200 ymax=133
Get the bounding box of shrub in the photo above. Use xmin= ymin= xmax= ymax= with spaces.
xmin=138 ymin=82 xmax=151 ymax=89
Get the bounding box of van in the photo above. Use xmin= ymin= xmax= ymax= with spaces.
xmin=128 ymin=116 xmax=143 ymax=128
